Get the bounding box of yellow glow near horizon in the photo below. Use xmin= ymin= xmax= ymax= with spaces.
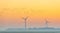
xmin=0 ymin=0 xmax=60 ymax=20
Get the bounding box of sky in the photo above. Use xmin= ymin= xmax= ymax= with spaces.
xmin=0 ymin=0 xmax=60 ymax=28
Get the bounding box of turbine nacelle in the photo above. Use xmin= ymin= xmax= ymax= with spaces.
xmin=22 ymin=16 xmax=28 ymax=20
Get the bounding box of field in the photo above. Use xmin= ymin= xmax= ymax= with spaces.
xmin=0 ymin=30 xmax=60 ymax=33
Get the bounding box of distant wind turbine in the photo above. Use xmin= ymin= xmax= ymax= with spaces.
xmin=45 ymin=19 xmax=49 ymax=28
xmin=0 ymin=10 xmax=4 ymax=27
xmin=22 ymin=16 xmax=28 ymax=30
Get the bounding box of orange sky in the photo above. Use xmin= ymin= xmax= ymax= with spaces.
xmin=0 ymin=0 xmax=60 ymax=28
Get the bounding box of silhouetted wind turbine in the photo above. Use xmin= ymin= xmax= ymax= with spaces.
xmin=22 ymin=16 xmax=28 ymax=30
xmin=45 ymin=19 xmax=49 ymax=28
xmin=0 ymin=10 xmax=4 ymax=27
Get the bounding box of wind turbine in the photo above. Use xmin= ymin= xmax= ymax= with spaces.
xmin=22 ymin=16 xmax=28 ymax=30
xmin=45 ymin=19 xmax=49 ymax=28
xmin=0 ymin=10 xmax=4 ymax=28
xmin=22 ymin=8 xmax=31 ymax=30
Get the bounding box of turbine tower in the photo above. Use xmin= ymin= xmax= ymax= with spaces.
xmin=22 ymin=16 xmax=28 ymax=30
